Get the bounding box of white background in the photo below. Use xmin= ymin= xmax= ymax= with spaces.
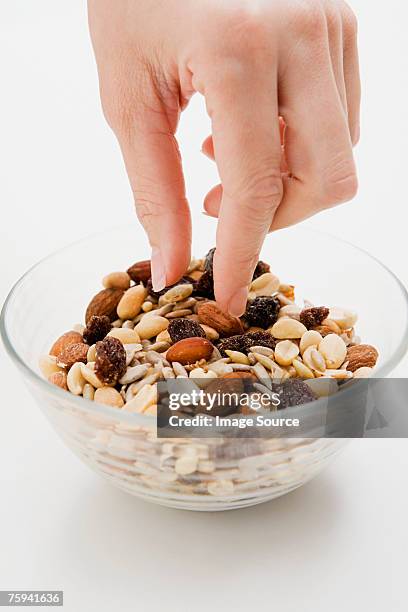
xmin=0 ymin=1 xmax=407 ymax=610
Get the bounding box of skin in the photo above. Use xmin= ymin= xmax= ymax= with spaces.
xmin=88 ymin=0 xmax=360 ymax=316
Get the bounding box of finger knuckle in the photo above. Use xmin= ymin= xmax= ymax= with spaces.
xmin=321 ymin=157 xmax=358 ymax=204
xmin=226 ymin=170 xmax=284 ymax=217
xmin=341 ymin=3 xmax=358 ymax=39
xmin=293 ymin=2 xmax=327 ymax=40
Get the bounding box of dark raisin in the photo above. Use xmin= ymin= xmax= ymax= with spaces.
xmin=95 ymin=336 xmax=126 ymax=385
xmin=217 ymin=331 xmax=276 ymax=357
xmin=83 ymin=315 xmax=112 ymax=345
xmin=193 ymin=270 xmax=214 ymax=299
xmin=273 ymin=380 xmax=316 ymax=410
xmin=204 ymin=248 xmax=216 ymax=275
xmin=300 ymin=306 xmax=330 ymax=329
xmin=253 ymin=260 xmax=270 ymax=279
xmin=244 ymin=331 xmax=276 ymax=351
xmin=244 ymin=296 xmax=281 ymax=328
xmin=147 ymin=276 xmax=195 ymax=299
xmin=168 ymin=318 xmax=206 ymax=343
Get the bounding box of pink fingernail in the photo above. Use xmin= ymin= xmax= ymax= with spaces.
xmin=151 ymin=247 xmax=166 ymax=292
xmin=227 ymin=287 xmax=248 ymax=317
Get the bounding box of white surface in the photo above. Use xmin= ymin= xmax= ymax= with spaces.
xmin=0 ymin=1 xmax=407 ymax=611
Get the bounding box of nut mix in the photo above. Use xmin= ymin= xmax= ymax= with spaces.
xmin=40 ymin=248 xmax=379 ymax=498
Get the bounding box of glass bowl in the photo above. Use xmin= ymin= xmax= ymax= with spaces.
xmin=2 ymin=226 xmax=408 ymax=511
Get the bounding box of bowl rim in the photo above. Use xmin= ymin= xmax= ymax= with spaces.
xmin=1 ymin=225 xmax=408 ymax=424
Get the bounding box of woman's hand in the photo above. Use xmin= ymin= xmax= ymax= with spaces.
xmin=88 ymin=0 xmax=360 ymax=315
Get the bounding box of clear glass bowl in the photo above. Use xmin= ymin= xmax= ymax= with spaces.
xmin=2 ymin=226 xmax=408 ymax=511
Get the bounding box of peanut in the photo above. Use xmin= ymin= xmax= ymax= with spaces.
xmin=135 ymin=315 xmax=169 ymax=340
xmin=117 ymin=285 xmax=147 ymax=319
xmin=107 ymin=328 xmax=141 ymax=344
xmin=67 ymin=362 xmax=86 ymax=395
xmin=271 ymin=318 xmax=307 ymax=339
xmin=102 ymin=271 xmax=131 ymax=290
xmin=319 ymin=333 xmax=347 ymax=369
xmin=274 ymin=340 xmax=299 ymax=366
xmin=94 ymin=387 xmax=124 ymax=408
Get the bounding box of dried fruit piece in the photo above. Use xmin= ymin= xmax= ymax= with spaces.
xmin=83 ymin=315 xmax=111 ymax=345
xmin=300 ymin=306 xmax=330 ymax=329
xmin=345 ymin=344 xmax=379 ymax=372
xmin=203 ymin=248 xmax=216 ymax=274
xmin=127 ymin=260 xmax=151 ymax=283
xmin=57 ymin=343 xmax=89 ymax=370
xmin=253 ymin=260 xmax=271 ymax=279
xmin=193 ymin=270 xmax=214 ymax=298
xmin=85 ymin=288 xmax=124 ymax=324
xmin=95 ymin=336 xmax=127 ymax=384
xmin=168 ymin=318 xmax=206 ymax=343
xmin=217 ymin=331 xmax=276 ymax=357
xmin=273 ymin=380 xmax=316 ymax=409
xmin=244 ymin=296 xmax=280 ymax=328
xmin=50 ymin=331 xmax=84 ymax=357
xmin=166 ymin=337 xmax=214 ymax=364
xmin=197 ymin=301 xmax=244 ymax=337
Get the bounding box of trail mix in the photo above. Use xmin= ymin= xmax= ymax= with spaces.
xmin=40 ymin=249 xmax=379 ymax=414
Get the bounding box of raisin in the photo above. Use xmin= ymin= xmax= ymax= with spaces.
xmin=147 ymin=276 xmax=194 ymax=299
xmin=273 ymin=380 xmax=316 ymax=410
xmin=244 ymin=296 xmax=281 ymax=328
xmin=217 ymin=331 xmax=276 ymax=357
xmin=204 ymin=247 xmax=216 ymax=275
xmin=193 ymin=270 xmax=215 ymax=299
xmin=244 ymin=331 xmax=276 ymax=351
xmin=253 ymin=260 xmax=271 ymax=279
xmin=95 ymin=336 xmax=126 ymax=385
xmin=83 ymin=315 xmax=112 ymax=345
xmin=168 ymin=318 xmax=206 ymax=343
xmin=300 ymin=306 xmax=330 ymax=329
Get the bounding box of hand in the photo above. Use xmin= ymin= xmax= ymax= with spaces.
xmin=88 ymin=0 xmax=360 ymax=315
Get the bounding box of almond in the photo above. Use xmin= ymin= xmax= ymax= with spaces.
xmin=345 ymin=344 xmax=379 ymax=372
xmin=85 ymin=288 xmax=124 ymax=324
xmin=197 ymin=301 xmax=243 ymax=337
xmin=50 ymin=331 xmax=84 ymax=357
xmin=57 ymin=342 xmax=89 ymax=370
xmin=166 ymin=337 xmax=214 ymax=364
xmin=127 ymin=260 xmax=151 ymax=283
xmin=48 ymin=371 xmax=68 ymax=390
xmin=222 ymin=372 xmax=255 ymax=379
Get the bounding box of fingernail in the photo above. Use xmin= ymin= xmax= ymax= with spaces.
xmin=227 ymin=287 xmax=248 ymax=317
xmin=201 ymin=148 xmax=212 ymax=160
xmin=151 ymin=247 xmax=166 ymax=292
